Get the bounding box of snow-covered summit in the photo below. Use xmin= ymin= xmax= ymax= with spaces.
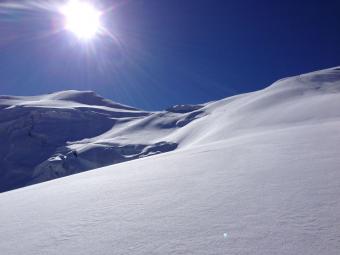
xmin=0 ymin=67 xmax=340 ymax=254
xmin=0 ymin=90 xmax=150 ymax=192
xmin=1 ymin=67 xmax=340 ymax=193
xmin=0 ymin=90 xmax=140 ymax=111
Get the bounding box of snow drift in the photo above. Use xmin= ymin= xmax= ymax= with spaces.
xmin=0 ymin=67 xmax=340 ymax=254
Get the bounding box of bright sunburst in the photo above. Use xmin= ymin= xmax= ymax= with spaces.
xmin=60 ymin=0 xmax=102 ymax=40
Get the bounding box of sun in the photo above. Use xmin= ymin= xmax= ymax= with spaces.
xmin=60 ymin=0 xmax=102 ymax=40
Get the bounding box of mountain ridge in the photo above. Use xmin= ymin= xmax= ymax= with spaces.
xmin=0 ymin=67 xmax=340 ymax=254
xmin=0 ymin=66 xmax=339 ymax=192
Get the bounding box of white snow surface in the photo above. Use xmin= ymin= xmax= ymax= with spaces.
xmin=0 ymin=67 xmax=340 ymax=254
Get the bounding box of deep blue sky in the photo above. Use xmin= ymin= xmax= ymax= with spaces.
xmin=0 ymin=0 xmax=339 ymax=110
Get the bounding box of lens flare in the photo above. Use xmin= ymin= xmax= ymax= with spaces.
xmin=60 ymin=0 xmax=101 ymax=40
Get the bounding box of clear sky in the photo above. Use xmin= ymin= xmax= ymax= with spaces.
xmin=0 ymin=0 xmax=339 ymax=110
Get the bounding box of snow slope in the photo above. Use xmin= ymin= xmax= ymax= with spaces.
xmin=0 ymin=90 xmax=152 ymax=192
xmin=0 ymin=90 xmax=211 ymax=192
xmin=0 ymin=67 xmax=340 ymax=254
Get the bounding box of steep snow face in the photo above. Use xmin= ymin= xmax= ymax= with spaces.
xmin=0 ymin=90 xmax=204 ymax=192
xmin=1 ymin=67 xmax=340 ymax=253
xmin=1 ymin=67 xmax=340 ymax=193
xmin=0 ymin=91 xmax=151 ymax=192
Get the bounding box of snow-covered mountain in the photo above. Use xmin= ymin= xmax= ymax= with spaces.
xmin=0 ymin=89 xmax=209 ymax=192
xmin=0 ymin=90 xmax=150 ymax=192
xmin=0 ymin=67 xmax=340 ymax=254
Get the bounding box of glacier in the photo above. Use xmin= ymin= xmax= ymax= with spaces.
xmin=0 ymin=67 xmax=340 ymax=254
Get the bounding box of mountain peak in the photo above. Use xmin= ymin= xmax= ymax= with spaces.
xmin=1 ymin=67 xmax=340 ymax=192
xmin=0 ymin=90 xmax=141 ymax=111
xmin=45 ymin=90 xmax=139 ymax=110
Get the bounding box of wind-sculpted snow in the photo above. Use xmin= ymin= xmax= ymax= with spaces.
xmin=166 ymin=104 xmax=204 ymax=113
xmin=0 ymin=67 xmax=340 ymax=194
xmin=0 ymin=91 xmax=153 ymax=192
xmin=167 ymin=67 xmax=340 ymax=147
xmin=31 ymin=141 xmax=178 ymax=183
xmin=0 ymin=90 xmax=139 ymax=110
xmin=0 ymin=67 xmax=340 ymax=254
xmin=0 ymin=91 xmax=199 ymax=192
xmin=1 ymin=109 xmax=340 ymax=255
